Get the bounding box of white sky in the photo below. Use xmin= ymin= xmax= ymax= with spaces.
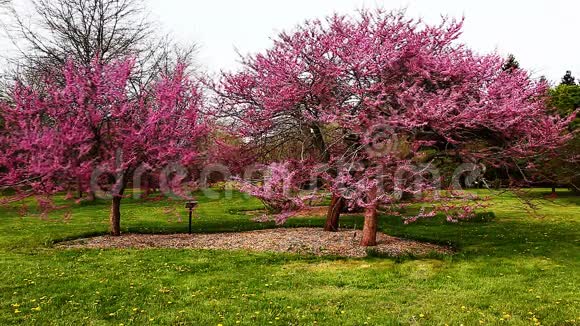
xmin=0 ymin=1 xmax=576 ymax=84
xmin=147 ymin=0 xmax=578 ymax=83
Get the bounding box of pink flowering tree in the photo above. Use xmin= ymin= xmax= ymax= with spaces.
xmin=0 ymin=58 xmax=209 ymax=235
xmin=237 ymin=161 xmax=316 ymax=225
xmin=217 ymin=10 xmax=573 ymax=246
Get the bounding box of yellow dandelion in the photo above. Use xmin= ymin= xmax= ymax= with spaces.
xmin=32 ymin=306 xmax=41 ymax=312
xmin=11 ymin=303 xmax=20 ymax=308
xmin=14 ymin=309 xmax=21 ymax=314
xmin=419 ymin=314 xmax=425 ymax=318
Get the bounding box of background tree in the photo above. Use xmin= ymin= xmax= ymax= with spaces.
xmin=502 ymin=54 xmax=520 ymax=72
xmin=0 ymin=58 xmax=210 ymax=235
xmin=542 ymin=74 xmax=580 ymax=194
xmin=2 ymin=0 xmax=196 ymax=93
xmin=561 ymin=71 xmax=576 ymax=86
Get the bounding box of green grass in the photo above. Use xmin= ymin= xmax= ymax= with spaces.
xmin=0 ymin=189 xmax=578 ymax=325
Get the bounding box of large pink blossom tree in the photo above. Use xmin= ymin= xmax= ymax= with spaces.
xmin=0 ymin=58 xmax=209 ymax=235
xmin=217 ymin=10 xmax=573 ymax=245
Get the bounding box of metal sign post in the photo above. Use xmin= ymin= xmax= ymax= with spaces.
xmin=185 ymin=201 xmax=198 ymax=234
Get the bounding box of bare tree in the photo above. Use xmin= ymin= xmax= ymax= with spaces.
xmin=3 ymin=0 xmax=196 ymax=91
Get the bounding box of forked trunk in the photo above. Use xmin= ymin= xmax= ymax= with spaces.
xmin=324 ymin=194 xmax=343 ymax=231
xmin=110 ymin=196 xmax=122 ymax=236
xmin=361 ymin=187 xmax=378 ymax=247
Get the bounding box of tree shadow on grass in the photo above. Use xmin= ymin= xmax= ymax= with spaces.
xmin=5 ymin=189 xmax=576 ymax=264
xmin=374 ymin=214 xmax=578 ymax=261
xmin=45 ymin=205 xmax=578 ymax=263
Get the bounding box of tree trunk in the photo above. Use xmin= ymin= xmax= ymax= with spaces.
xmin=77 ymin=178 xmax=83 ymax=199
xmin=142 ymin=174 xmax=150 ymax=198
xmin=361 ymin=187 xmax=378 ymax=247
xmin=324 ymin=194 xmax=343 ymax=232
xmin=551 ymin=186 xmax=556 ymax=195
xmin=109 ymin=196 xmax=122 ymax=236
xmin=309 ymin=123 xmax=345 ymax=232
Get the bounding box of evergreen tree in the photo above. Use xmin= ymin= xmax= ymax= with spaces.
xmin=502 ymin=54 xmax=520 ymax=72
xmin=561 ymin=71 xmax=576 ymax=86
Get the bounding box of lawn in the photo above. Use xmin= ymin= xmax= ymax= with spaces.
xmin=0 ymin=189 xmax=578 ymax=325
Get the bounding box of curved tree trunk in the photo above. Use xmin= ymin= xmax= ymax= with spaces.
xmin=324 ymin=194 xmax=343 ymax=231
xmin=109 ymin=166 xmax=128 ymax=236
xmin=309 ymin=123 xmax=346 ymax=232
xmin=109 ymin=195 xmax=122 ymax=236
xmin=361 ymin=187 xmax=378 ymax=247
xmin=109 ymin=182 xmax=126 ymax=236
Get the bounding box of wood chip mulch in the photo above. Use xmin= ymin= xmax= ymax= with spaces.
xmin=59 ymin=228 xmax=453 ymax=258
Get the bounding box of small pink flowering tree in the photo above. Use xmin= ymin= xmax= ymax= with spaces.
xmin=237 ymin=161 xmax=316 ymax=225
xmin=218 ymin=10 xmax=572 ymax=246
xmin=0 ymin=58 xmax=209 ymax=235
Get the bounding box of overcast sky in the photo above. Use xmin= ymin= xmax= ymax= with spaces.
xmin=147 ymin=0 xmax=577 ymax=83
xmin=0 ymin=1 xmax=576 ymax=83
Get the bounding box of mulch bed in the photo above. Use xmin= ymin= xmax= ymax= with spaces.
xmin=59 ymin=228 xmax=453 ymax=258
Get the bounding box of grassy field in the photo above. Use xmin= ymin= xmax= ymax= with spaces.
xmin=0 ymin=189 xmax=578 ymax=325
